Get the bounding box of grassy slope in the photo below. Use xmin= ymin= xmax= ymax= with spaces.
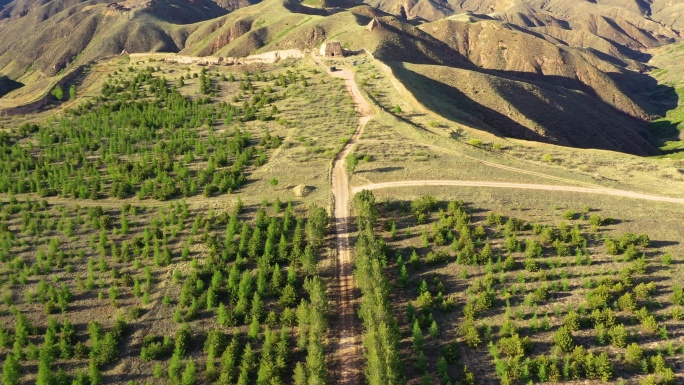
xmin=0 ymin=53 xmax=357 ymax=382
xmin=647 ymin=42 xmax=684 ymax=159
xmin=349 ymin=56 xmax=684 ymax=198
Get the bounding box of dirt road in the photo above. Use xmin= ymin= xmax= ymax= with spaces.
xmin=352 ymin=180 xmax=684 ymax=204
xmin=319 ymin=54 xmax=374 ymax=385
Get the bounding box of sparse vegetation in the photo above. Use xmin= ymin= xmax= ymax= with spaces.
xmin=351 ymin=191 xmax=682 ymax=385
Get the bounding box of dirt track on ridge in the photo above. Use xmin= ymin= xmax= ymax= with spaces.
xmin=316 ymin=53 xmax=373 ymax=385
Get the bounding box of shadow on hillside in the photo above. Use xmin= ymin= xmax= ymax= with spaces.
xmin=357 ymin=166 xmax=404 ymax=173
xmin=649 ymin=239 xmax=680 ymax=249
xmin=283 ymin=0 xmax=362 ymax=16
xmin=392 ymin=62 xmax=672 ymax=155
xmin=0 ymin=75 xmax=23 ymax=98
xmin=500 ymin=68 xmax=678 ymax=156
xmin=388 ymin=63 xmax=548 ymax=143
xmin=648 ymin=119 xmax=684 ymax=155
xmin=494 ymin=69 xmax=678 ymax=119
xmin=141 ymin=0 xmax=230 ymax=24
xmin=373 ymin=22 xmax=470 ymax=67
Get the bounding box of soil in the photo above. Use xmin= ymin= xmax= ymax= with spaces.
xmin=315 ymin=52 xmax=374 ymax=385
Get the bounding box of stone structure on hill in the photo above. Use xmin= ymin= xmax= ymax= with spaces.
xmin=319 ymin=41 xmax=344 ymax=57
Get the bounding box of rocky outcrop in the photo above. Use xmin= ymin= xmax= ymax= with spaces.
xmin=212 ymin=20 xmax=252 ymax=54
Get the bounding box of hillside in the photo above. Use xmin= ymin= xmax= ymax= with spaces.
xmin=647 ymin=41 xmax=684 ymax=157
xmin=0 ymin=1 xmax=683 ymax=384
xmin=0 ymin=0 xmax=682 ymax=155
xmin=0 ymin=0 xmax=244 ymax=80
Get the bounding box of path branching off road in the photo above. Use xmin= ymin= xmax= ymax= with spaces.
xmin=352 ymin=181 xmax=684 ymax=204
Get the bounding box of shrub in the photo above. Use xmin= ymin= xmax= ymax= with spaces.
xmin=641 ymin=315 xmax=659 ymax=334
xmin=591 ymin=308 xmax=616 ymax=328
xmin=411 ymin=195 xmax=437 ymax=217
xmin=553 ymin=326 xmax=575 ymax=353
xmin=2 ymin=353 xmax=20 ymax=385
xmin=641 ymin=354 xmax=675 ymax=385
xmin=634 ymin=282 xmax=656 ymax=300
xmin=346 ymin=153 xmax=359 ymax=173
xmin=585 ymin=351 xmax=613 ymax=381
xmin=140 ymin=335 xmax=172 ymax=361
xmin=174 ymin=325 xmax=191 ymax=357
xmin=562 ymin=210 xmax=576 ymax=220
xmin=595 ymin=323 xmax=608 ymax=345
xmin=617 ymin=292 xmax=637 ymax=312
xmin=428 ymin=320 xmax=439 ymax=337
xmin=608 ymin=324 xmax=628 ymax=348
xmin=624 ymin=343 xmax=643 ymax=368
xmin=496 ymin=334 xmax=531 ymax=358
xmin=279 ymin=284 xmax=297 ymax=308
xmin=589 ymin=214 xmax=603 ymax=228
xmin=92 ymin=332 xmax=119 ymax=366
xmin=500 ymin=319 xmax=517 ymax=338
xmin=412 ymin=321 xmax=424 ymax=351
xmin=461 ymin=319 xmax=481 ymax=348
xmin=52 ymin=85 xmax=64 ymax=101
xmin=563 ymin=310 xmax=580 ymax=331
xmin=469 ymin=139 xmax=482 ymax=147
xmin=671 ymin=285 xmax=684 ymax=306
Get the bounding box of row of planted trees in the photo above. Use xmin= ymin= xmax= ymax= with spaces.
xmin=352 ymin=190 xmax=404 ymax=385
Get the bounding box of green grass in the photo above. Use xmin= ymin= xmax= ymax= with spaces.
xmin=648 ymin=86 xmax=684 ymax=158
xmin=300 ymin=0 xmax=323 ymax=7
xmin=271 ymin=16 xmax=313 ymax=43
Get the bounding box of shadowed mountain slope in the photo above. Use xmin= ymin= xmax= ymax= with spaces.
xmin=0 ymin=0 xmax=258 ymax=79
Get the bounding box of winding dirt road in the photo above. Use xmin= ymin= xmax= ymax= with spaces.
xmin=317 ymin=52 xmax=683 ymax=385
xmin=352 ymin=180 xmax=684 ymax=204
xmin=319 ymin=55 xmax=374 ymax=385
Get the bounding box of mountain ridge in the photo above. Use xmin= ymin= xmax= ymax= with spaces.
xmin=0 ymin=0 xmax=682 ymax=156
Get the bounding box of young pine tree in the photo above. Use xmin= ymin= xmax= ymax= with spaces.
xmin=293 ymin=362 xmax=307 ymax=385
xmin=181 ymin=360 xmax=196 ymax=385
xmin=2 ymin=353 xmax=20 ymax=385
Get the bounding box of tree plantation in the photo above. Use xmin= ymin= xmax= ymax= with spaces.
xmin=0 ymin=50 xmax=682 ymax=385
xmin=0 ymin=195 xmax=332 ymax=384
xmin=0 ymin=61 xmax=326 ymax=200
xmin=351 ymin=191 xmax=682 ymax=385
xmin=0 ymin=57 xmax=355 ymax=384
